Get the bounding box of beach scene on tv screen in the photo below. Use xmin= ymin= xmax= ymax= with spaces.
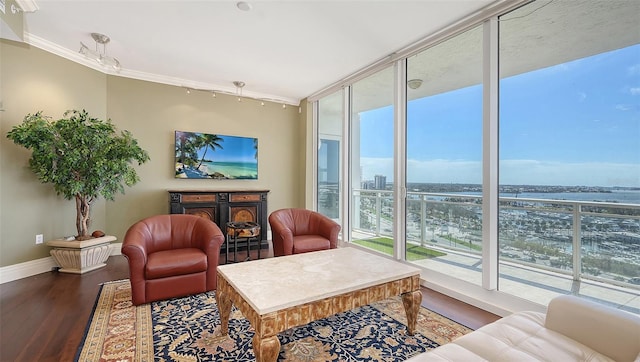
xmin=175 ymin=131 xmax=258 ymax=179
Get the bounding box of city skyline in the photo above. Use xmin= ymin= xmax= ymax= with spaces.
xmin=358 ymin=44 xmax=639 ymax=188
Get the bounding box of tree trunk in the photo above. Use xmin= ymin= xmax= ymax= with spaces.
xmin=75 ymin=195 xmax=92 ymax=240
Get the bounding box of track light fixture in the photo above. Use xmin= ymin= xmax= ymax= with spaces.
xmin=79 ymin=33 xmax=121 ymax=71
xmin=180 ymin=82 xmax=292 ymax=109
xmin=233 ymin=81 xmax=245 ymax=102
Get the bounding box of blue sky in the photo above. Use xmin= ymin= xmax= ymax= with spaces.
xmin=358 ymin=44 xmax=640 ymax=188
xmin=197 ymin=134 xmax=257 ymax=164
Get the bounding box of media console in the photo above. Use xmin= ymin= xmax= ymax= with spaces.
xmin=168 ymin=190 xmax=269 ymax=247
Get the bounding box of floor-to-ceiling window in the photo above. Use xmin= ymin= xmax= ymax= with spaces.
xmin=498 ymin=0 xmax=640 ymax=301
xmin=317 ymin=91 xmax=343 ymax=221
xmin=405 ymin=25 xmax=484 ymax=285
xmin=311 ymin=0 xmax=639 ymax=312
xmin=350 ymin=67 xmax=395 ymax=254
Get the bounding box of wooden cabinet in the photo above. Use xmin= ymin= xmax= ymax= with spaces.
xmin=169 ymin=190 xmax=269 ymax=243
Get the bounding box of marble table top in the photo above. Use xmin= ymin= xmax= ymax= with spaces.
xmin=217 ymin=247 xmax=421 ymax=314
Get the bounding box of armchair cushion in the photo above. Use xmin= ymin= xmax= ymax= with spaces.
xmin=146 ymin=248 xmax=207 ymax=280
xmin=292 ymin=235 xmax=331 ymax=254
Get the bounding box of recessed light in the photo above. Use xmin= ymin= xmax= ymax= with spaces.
xmin=237 ymin=2 xmax=252 ymax=11
xmin=407 ymin=78 xmax=423 ymax=90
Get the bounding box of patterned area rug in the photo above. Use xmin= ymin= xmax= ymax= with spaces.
xmin=76 ymin=280 xmax=472 ymax=361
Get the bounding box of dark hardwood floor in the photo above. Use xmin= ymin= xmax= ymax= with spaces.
xmin=0 ymin=251 xmax=499 ymax=362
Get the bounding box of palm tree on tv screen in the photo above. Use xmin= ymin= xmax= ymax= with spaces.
xmin=195 ymin=133 xmax=224 ymax=170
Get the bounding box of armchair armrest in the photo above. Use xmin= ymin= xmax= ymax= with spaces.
xmin=121 ymin=226 xmax=150 ymax=305
xmin=190 ymin=219 xmax=224 ymax=290
xmin=315 ymin=215 xmax=341 ymax=248
xmin=191 ymin=219 xmax=225 ymax=252
xmin=269 ymin=217 xmax=294 ymax=256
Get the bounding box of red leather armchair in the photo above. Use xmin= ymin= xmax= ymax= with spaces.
xmin=269 ymin=208 xmax=341 ymax=257
xmin=121 ymin=214 xmax=225 ymax=305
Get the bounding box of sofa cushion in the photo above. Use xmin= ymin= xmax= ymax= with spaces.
xmin=146 ymin=248 xmax=207 ymax=279
xmin=545 ymin=295 xmax=640 ymax=362
xmin=407 ymin=311 xmax=616 ymax=362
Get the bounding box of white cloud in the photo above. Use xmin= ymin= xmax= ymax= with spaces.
xmin=628 ymin=64 xmax=640 ymax=76
xmin=630 ymin=87 xmax=640 ymax=95
xmin=500 ymin=160 xmax=639 ymax=187
xmin=615 ymin=104 xmax=632 ymax=111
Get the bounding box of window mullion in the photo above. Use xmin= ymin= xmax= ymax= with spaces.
xmin=393 ymin=60 xmax=407 ymax=260
xmin=482 ymin=17 xmax=499 ymax=291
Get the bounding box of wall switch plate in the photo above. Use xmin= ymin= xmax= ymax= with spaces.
xmin=36 ymin=234 xmax=44 ymax=244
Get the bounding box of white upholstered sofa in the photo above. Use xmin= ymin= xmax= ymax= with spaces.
xmin=407 ymin=295 xmax=640 ymax=361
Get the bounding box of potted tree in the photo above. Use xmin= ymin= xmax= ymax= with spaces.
xmin=7 ymin=110 xmax=149 ymax=272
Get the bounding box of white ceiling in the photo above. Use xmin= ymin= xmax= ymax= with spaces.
xmin=15 ymin=0 xmax=497 ymax=104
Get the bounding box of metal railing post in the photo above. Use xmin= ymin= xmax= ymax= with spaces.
xmin=420 ymin=194 xmax=427 ymax=245
xmin=376 ymin=192 xmax=382 ymax=236
xmin=573 ymin=203 xmax=582 ymax=281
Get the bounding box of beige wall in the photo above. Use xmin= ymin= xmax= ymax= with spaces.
xmin=0 ymin=39 xmax=306 ymax=267
xmin=1 ymin=40 xmax=108 ymax=266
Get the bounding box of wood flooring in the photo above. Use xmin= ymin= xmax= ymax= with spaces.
xmin=0 ymin=252 xmax=499 ymax=362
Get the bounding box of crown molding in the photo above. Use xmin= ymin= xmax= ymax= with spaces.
xmin=23 ymin=32 xmax=301 ymax=106
xmin=16 ymin=0 xmax=38 ymax=12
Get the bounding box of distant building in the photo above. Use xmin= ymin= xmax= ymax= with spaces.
xmin=374 ymin=175 xmax=387 ymax=190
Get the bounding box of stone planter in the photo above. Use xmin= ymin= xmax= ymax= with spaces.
xmin=46 ymin=235 xmax=116 ymax=274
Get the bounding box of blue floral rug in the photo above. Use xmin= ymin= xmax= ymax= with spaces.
xmin=76 ymin=280 xmax=472 ymax=361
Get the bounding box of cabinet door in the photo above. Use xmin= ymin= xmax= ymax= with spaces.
xmin=228 ymin=205 xmax=258 ymax=223
xmin=180 ymin=204 xmax=217 ymax=223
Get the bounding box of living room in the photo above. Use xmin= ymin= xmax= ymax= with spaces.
xmin=1 ymin=0 xmax=640 ymax=360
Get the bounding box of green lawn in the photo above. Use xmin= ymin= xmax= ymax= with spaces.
xmin=352 ymin=237 xmax=446 ymax=261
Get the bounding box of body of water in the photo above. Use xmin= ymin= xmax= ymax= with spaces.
xmin=203 ymin=161 xmax=257 ymax=179
xmin=500 ymin=190 xmax=640 ymax=204
xmin=436 ymin=190 xmax=640 ymax=204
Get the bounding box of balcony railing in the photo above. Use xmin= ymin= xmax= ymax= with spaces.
xmin=350 ymin=189 xmax=640 ymax=289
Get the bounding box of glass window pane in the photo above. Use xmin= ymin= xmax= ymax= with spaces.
xmin=406 ymin=25 xmax=483 ymax=286
xmin=499 ymin=0 xmax=640 ymax=304
xmin=350 ymin=67 xmax=395 ymax=255
xmin=318 ymin=91 xmax=343 ymax=220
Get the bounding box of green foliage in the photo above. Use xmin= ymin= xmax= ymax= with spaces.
xmin=352 ymin=237 xmax=446 ymax=261
xmin=175 ymin=131 xmax=224 ymax=174
xmin=7 ymin=110 xmax=150 ymax=237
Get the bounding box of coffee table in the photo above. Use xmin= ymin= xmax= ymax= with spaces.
xmin=216 ymin=247 xmax=422 ymax=362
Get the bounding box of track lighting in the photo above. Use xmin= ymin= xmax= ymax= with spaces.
xmin=180 ymin=82 xmax=292 ymax=108
xmin=233 ymin=81 xmax=245 ymax=102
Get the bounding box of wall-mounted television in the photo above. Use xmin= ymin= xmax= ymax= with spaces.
xmin=175 ymin=131 xmax=258 ymax=179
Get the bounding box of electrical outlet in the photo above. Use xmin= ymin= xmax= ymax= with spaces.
xmin=36 ymin=234 xmax=44 ymax=245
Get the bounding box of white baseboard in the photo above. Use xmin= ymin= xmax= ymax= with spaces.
xmin=110 ymin=242 xmax=122 ymax=256
xmin=0 ymin=242 xmax=124 ymax=284
xmin=0 ymin=257 xmax=58 ymax=284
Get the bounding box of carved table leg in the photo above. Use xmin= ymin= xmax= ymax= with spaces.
xmin=401 ymin=290 xmax=422 ymax=335
xmin=216 ymin=289 xmax=232 ymax=335
xmin=253 ymin=334 xmax=280 ymax=362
